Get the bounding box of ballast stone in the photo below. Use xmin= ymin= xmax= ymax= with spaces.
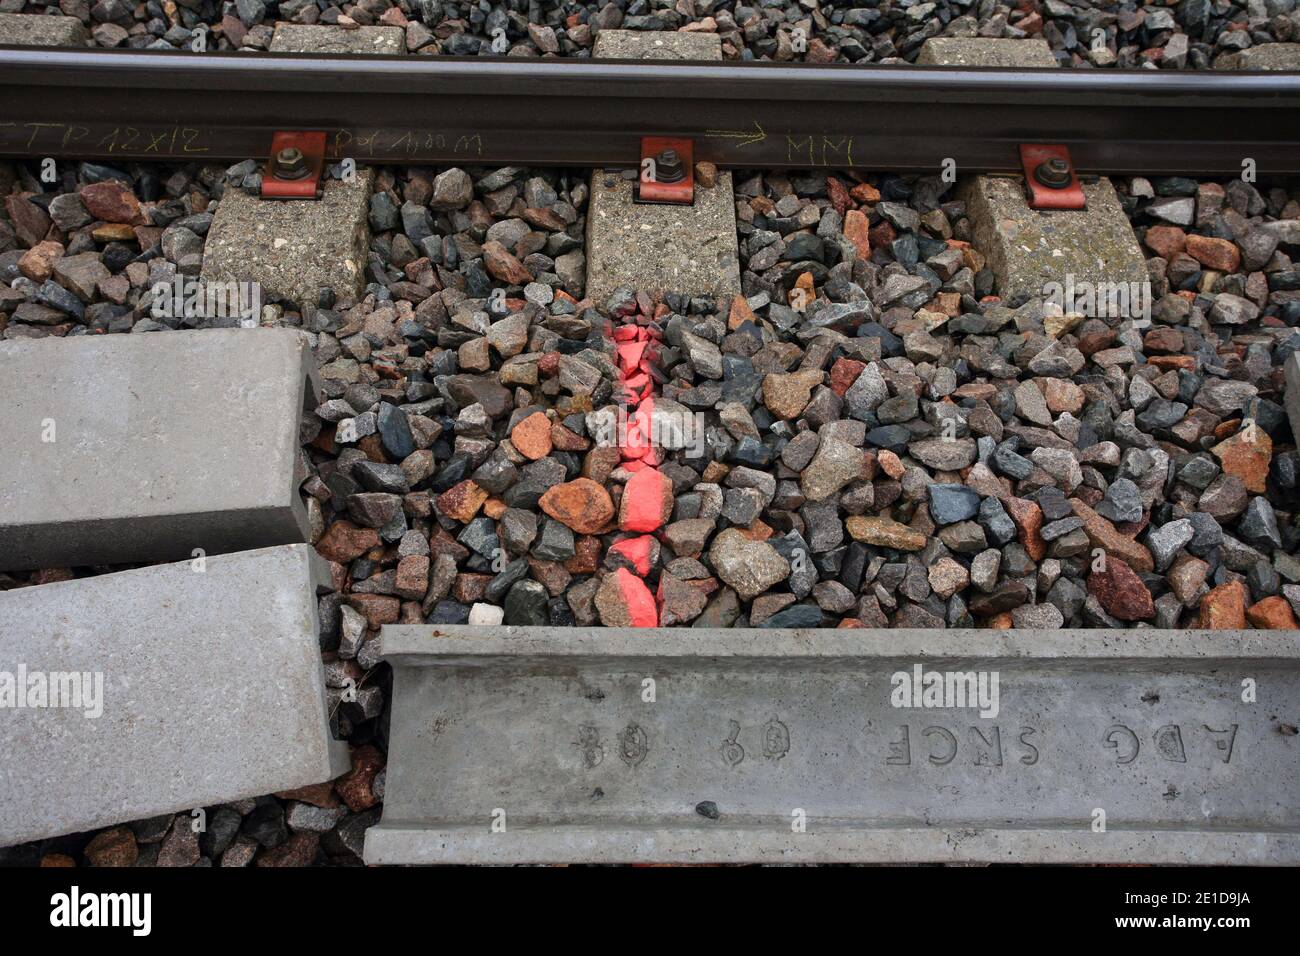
xmin=585 ymin=30 xmax=741 ymax=305
xmin=0 ymin=13 xmax=89 ymax=46
xmin=202 ymin=168 xmax=374 ymax=308
xmin=0 ymin=327 xmax=318 ymax=571
xmin=918 ymin=37 xmax=1147 ymax=306
xmin=269 ymin=24 xmax=407 ymax=54
xmin=0 ymin=545 xmax=348 ymax=847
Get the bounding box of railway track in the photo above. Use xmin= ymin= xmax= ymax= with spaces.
xmin=0 ymin=16 xmax=1298 ymax=882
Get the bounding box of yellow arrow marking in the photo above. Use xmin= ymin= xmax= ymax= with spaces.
xmin=703 ymin=120 xmax=766 ymax=148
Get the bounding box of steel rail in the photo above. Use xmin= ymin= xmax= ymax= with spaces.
xmin=1 ymin=46 xmax=1299 ymax=176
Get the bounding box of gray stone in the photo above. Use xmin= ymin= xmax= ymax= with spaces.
xmin=977 ymin=496 xmax=1016 ymax=546
xmin=1145 ymin=519 xmax=1194 ymax=573
xmin=367 ymin=624 xmax=1300 ymax=864
xmin=1238 ymin=497 xmax=1282 ymax=551
xmin=907 ymin=437 xmax=977 ymax=471
xmin=0 ymin=328 xmax=318 ymax=570
xmin=707 ymin=528 xmax=789 ymax=601
xmin=0 ymin=545 xmax=347 ymax=847
xmin=585 ymin=32 xmax=739 ymax=304
xmin=800 ymin=436 xmax=861 ymax=502
xmin=202 ymin=169 xmax=374 ymax=307
xmin=928 ymin=483 xmax=980 ymax=525
xmin=269 ymin=24 xmax=406 ymax=53
xmin=1095 ymin=477 xmax=1143 ymax=524
xmin=0 ymin=13 xmax=89 ymax=46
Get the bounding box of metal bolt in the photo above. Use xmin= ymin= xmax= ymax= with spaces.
xmin=655 ymin=148 xmax=685 ymax=184
xmin=273 ymin=146 xmax=310 ymax=180
xmin=1033 ymin=157 xmax=1072 ymax=189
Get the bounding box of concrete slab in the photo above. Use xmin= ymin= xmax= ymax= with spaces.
xmin=919 ymin=38 xmax=1147 ymax=307
xmin=0 ymin=544 xmax=347 ymax=847
xmin=0 ymin=327 xmax=318 ymax=571
xmin=201 ymin=169 xmax=373 ymax=308
xmin=585 ymin=31 xmax=741 ymax=306
xmin=1216 ymin=43 xmax=1300 ymax=70
xmin=0 ymin=13 xmax=89 ymax=47
xmin=916 ymin=37 xmax=1057 ymax=67
xmin=269 ymin=23 xmax=406 ymax=54
xmin=366 ymin=625 xmax=1300 ymax=865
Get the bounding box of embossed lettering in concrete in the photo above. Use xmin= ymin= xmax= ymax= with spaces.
xmin=367 ymin=626 xmax=1300 ymax=865
xmin=0 ymin=545 xmax=347 ymax=846
xmin=0 ymin=327 xmax=318 ymax=571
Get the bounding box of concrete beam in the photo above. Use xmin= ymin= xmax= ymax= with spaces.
xmin=0 ymin=544 xmax=347 ymax=847
xmin=584 ymin=30 xmax=741 ymax=305
xmin=366 ymin=625 xmax=1300 ymax=865
xmin=0 ymin=327 xmax=318 ymax=571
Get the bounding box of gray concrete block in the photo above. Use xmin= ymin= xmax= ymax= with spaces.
xmin=592 ymin=29 xmax=722 ymax=60
xmin=201 ymin=169 xmax=373 ymax=309
xmin=0 ymin=328 xmax=318 ymax=571
xmin=585 ymin=31 xmax=741 ymax=306
xmin=367 ymin=625 xmax=1300 ymax=865
xmin=0 ymin=13 xmax=90 ymax=47
xmin=920 ymin=38 xmax=1146 ymax=306
xmin=1216 ymin=43 xmax=1300 ymax=70
xmin=916 ymin=38 xmax=1057 ymax=67
xmin=269 ymin=23 xmax=406 ymax=54
xmin=0 ymin=544 xmax=347 ymax=847
xmin=960 ymin=175 xmax=1150 ymax=306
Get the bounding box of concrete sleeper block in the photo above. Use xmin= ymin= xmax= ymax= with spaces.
xmin=366 ymin=624 xmax=1300 ymax=865
xmin=0 ymin=327 xmax=320 ymax=572
xmin=0 ymin=544 xmax=348 ymax=847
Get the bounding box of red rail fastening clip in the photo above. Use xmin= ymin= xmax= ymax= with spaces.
xmin=1019 ymin=144 xmax=1086 ymax=211
xmin=262 ymin=131 xmax=327 ymax=200
xmin=638 ymin=136 xmax=695 ymax=205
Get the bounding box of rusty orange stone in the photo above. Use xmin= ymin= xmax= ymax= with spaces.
xmin=1199 ymin=580 xmax=1247 ymax=629
xmin=829 ymin=357 xmax=866 ymax=397
xmin=1246 ymin=596 xmax=1298 ymax=630
xmin=1185 ymin=234 xmax=1242 ymax=272
xmin=849 ymin=182 xmax=881 ymax=203
xmin=728 ymin=293 xmax=758 ymax=330
xmin=1003 ymin=496 xmax=1046 ymax=562
xmin=877 ymin=448 xmax=905 ymax=479
xmin=435 ymin=479 xmax=489 ymax=523
xmin=539 ymin=477 xmax=614 ymax=534
xmin=315 ymin=521 xmax=381 ymax=562
xmin=843 ymin=208 xmax=871 ymax=262
xmin=510 ymin=411 xmax=553 ymax=460
xmin=1211 ymin=426 xmax=1272 ymax=494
